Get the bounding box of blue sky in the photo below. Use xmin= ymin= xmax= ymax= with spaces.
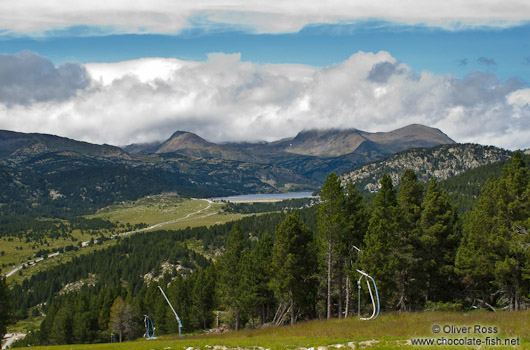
xmin=2 ymin=22 xmax=529 ymax=83
xmin=0 ymin=1 xmax=529 ymax=149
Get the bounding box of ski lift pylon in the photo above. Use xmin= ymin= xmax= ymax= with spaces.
xmin=356 ymin=269 xmax=380 ymax=320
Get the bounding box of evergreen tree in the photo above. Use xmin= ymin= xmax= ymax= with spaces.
xmin=271 ymin=213 xmax=317 ymax=325
xmin=109 ymin=296 xmax=136 ymax=342
xmin=191 ymin=266 xmax=217 ymax=330
xmin=395 ymin=170 xmax=424 ymax=310
xmin=456 ymin=151 xmax=530 ymax=310
xmin=343 ymin=180 xmax=368 ymax=316
xmin=360 ymin=174 xmax=401 ymax=309
xmin=318 ymin=173 xmax=346 ymax=319
xmin=251 ymin=233 xmax=275 ymax=325
xmin=398 ymin=169 xmax=423 ymax=237
xmin=0 ymin=271 xmax=14 ymax=341
xmin=72 ymin=294 xmax=97 ymax=343
xmin=419 ymin=177 xmax=459 ymax=302
xmin=217 ymin=223 xmax=248 ymax=330
xmin=50 ymin=304 xmax=73 ymax=344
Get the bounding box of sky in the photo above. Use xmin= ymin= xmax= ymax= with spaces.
xmin=0 ymin=1 xmax=529 ymax=149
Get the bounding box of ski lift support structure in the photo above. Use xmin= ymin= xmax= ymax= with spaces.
xmin=158 ymin=286 xmax=183 ymax=337
xmin=143 ymin=314 xmax=156 ymax=340
xmin=356 ymin=269 xmax=380 ymax=320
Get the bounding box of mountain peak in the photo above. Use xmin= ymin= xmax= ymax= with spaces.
xmin=287 ymin=128 xmax=366 ymax=157
xmin=155 ymin=130 xmax=213 ymax=154
xmin=285 ymin=124 xmax=454 ymax=157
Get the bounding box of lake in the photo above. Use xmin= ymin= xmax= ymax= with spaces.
xmin=211 ymin=191 xmax=317 ymax=202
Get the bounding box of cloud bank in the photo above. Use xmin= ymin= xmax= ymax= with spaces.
xmin=0 ymin=51 xmax=528 ymax=150
xmin=1 ymin=0 xmax=529 ymax=35
xmin=0 ymin=51 xmax=90 ymax=106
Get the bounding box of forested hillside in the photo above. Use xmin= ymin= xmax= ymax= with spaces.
xmin=9 ymin=152 xmax=529 ymax=347
xmin=341 ymin=143 xmax=511 ymax=192
xmin=0 ymin=126 xmax=454 ymax=224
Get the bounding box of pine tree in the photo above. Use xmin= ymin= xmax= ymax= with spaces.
xmin=343 ymin=180 xmax=368 ymax=316
xmin=50 ymin=304 xmax=73 ymax=344
xmin=360 ymin=174 xmax=401 ymax=309
xmin=0 ymin=271 xmax=14 ymax=341
xmin=395 ymin=170 xmax=424 ymax=310
xmin=419 ymin=177 xmax=459 ymax=302
xmin=191 ymin=266 xmax=217 ymax=329
xmin=490 ymin=151 xmax=529 ymax=310
xmin=251 ymin=232 xmax=275 ymax=325
xmin=398 ymin=169 xmax=423 ymax=237
xmin=217 ymin=223 xmax=248 ymax=330
xmin=456 ymin=151 xmax=530 ymax=310
xmin=318 ymin=173 xmax=346 ymax=319
xmin=109 ymin=296 xmax=135 ymax=342
xmin=271 ymin=213 xmax=317 ymax=325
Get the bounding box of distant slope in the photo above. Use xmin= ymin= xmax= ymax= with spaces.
xmin=341 ymin=143 xmax=511 ymax=192
xmin=155 ymin=130 xmax=214 ymax=153
xmin=364 ymin=124 xmax=455 ymax=151
xmin=283 ymin=129 xmax=369 ymax=156
xmin=285 ymin=124 xmax=454 ymax=157
xmin=125 ymin=124 xmax=454 ymax=159
xmin=0 ymin=130 xmax=126 ymax=160
xmin=0 ymin=125 xmax=458 ymax=217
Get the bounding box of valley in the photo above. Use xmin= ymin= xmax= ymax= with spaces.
xmin=1 ymin=197 xmax=245 ymax=285
xmin=2 ymin=125 xmax=529 ymax=350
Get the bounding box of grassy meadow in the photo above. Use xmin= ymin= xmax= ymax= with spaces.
xmin=2 ymin=196 xmax=244 ymax=284
xmin=89 ymin=196 xmax=245 ymax=232
xmin=16 ymin=311 xmax=530 ymax=350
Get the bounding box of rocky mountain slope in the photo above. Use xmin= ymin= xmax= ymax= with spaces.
xmin=341 ymin=143 xmax=512 ymax=192
xmin=283 ymin=124 xmax=454 ymax=157
xmin=0 ymin=125 xmax=456 ymax=216
xmin=125 ymin=124 xmax=454 ymax=160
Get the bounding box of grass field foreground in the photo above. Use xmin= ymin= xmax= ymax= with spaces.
xmin=19 ymin=311 xmax=530 ymax=350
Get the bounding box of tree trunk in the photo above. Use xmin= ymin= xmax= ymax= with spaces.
xmin=216 ymin=311 xmax=220 ymax=329
xmin=514 ymin=281 xmax=521 ymax=311
xmin=235 ymin=310 xmax=240 ymax=331
xmin=290 ymin=297 xmax=295 ymax=326
xmin=345 ymin=275 xmax=350 ymax=317
xmin=119 ymin=329 xmax=122 ymax=343
xmin=338 ymin=265 xmax=343 ymax=318
xmin=327 ymin=240 xmax=333 ymax=319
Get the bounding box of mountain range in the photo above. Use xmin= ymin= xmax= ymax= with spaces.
xmin=0 ymin=124 xmax=478 ymax=216
xmin=124 ymin=124 xmax=453 ymax=158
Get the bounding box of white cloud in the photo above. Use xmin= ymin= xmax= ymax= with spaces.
xmin=0 ymin=51 xmax=528 ymax=150
xmin=1 ymin=0 xmax=529 ymax=35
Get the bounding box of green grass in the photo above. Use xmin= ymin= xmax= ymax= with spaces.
xmin=90 ymin=197 xmax=244 ymax=232
xmin=17 ymin=311 xmax=530 ymax=350
xmin=3 ymin=197 xmax=245 ymax=284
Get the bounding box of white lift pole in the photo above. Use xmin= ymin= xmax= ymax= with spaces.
xmin=356 ymin=269 xmax=380 ymax=320
xmin=158 ymin=286 xmax=183 ymax=337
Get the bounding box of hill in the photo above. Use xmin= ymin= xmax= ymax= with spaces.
xmin=341 ymin=143 xmax=511 ymax=192
xmin=283 ymin=124 xmax=453 ymax=157
xmin=0 ymin=129 xmax=126 ymax=160
xmin=125 ymin=124 xmax=454 ymax=160
xmin=0 ymin=125 xmax=455 ymax=217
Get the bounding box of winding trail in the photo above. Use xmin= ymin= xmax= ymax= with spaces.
xmin=116 ymin=199 xmax=215 ymax=237
xmin=5 ymin=199 xmax=217 ymax=279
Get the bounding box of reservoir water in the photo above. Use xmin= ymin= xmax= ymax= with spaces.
xmin=211 ymin=191 xmax=317 ymax=202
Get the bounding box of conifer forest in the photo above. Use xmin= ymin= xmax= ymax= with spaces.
xmin=2 ymin=152 xmax=529 ymax=347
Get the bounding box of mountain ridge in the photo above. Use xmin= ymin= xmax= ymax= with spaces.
xmin=341 ymin=143 xmax=512 ymax=192
xmin=0 ymin=124 xmax=461 ymax=217
xmin=124 ymin=124 xmax=454 ymax=160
